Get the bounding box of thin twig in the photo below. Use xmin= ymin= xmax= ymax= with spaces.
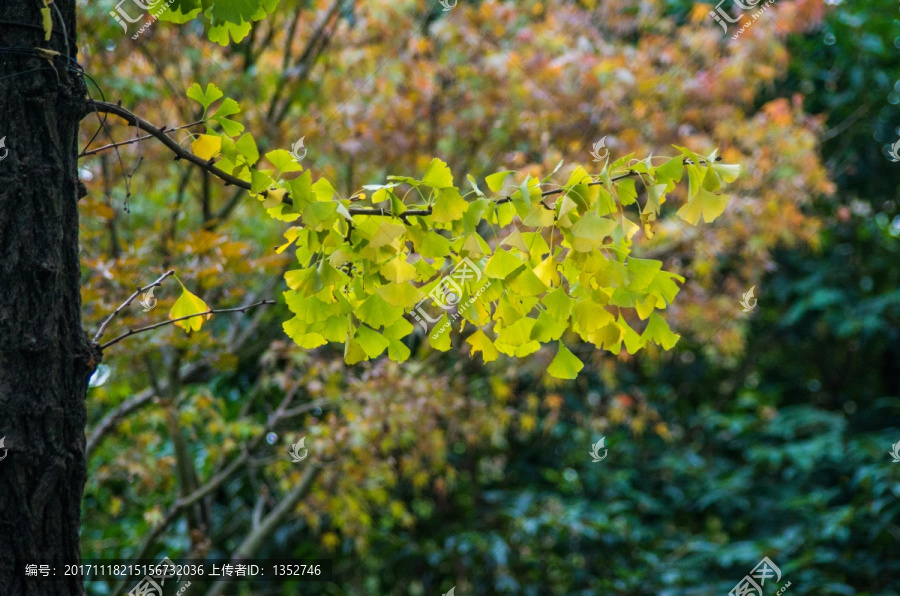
xmin=99 ymin=300 xmax=276 ymax=350
xmin=85 ymin=274 xmax=282 ymax=458
xmin=78 ymin=121 xmax=205 ymax=158
xmin=267 ymin=0 xmax=342 ymax=123
xmin=92 ymin=270 xmax=175 ymax=343
xmin=821 ymin=102 xmax=871 ymax=142
xmin=280 ymin=398 xmax=333 ymax=420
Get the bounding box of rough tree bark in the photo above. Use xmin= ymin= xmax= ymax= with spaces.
xmin=0 ymin=0 xmax=93 ymax=594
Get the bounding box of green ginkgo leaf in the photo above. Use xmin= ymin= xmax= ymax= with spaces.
xmin=618 ymin=315 xmax=646 ymax=354
xmin=655 ymin=157 xmax=684 ymax=188
xmin=542 ymin=287 xmax=574 ymax=321
xmin=485 ymin=170 xmax=515 ymax=192
xmin=617 ymin=178 xmax=637 ymax=206
xmin=676 ymin=189 xmax=729 ymax=225
xmin=547 ymin=341 xmax=584 ymax=379
xmin=285 ymin=267 xmax=321 ymax=295
xmin=484 ymin=248 xmax=525 ymax=279
xmin=235 ymin=133 xmax=259 ymax=166
xmin=419 ymin=231 xmax=452 ymax=258
xmin=530 ymin=310 xmax=568 ymax=342
xmin=421 ymin=158 xmax=454 ymax=189
xmin=640 ymin=312 xmax=680 ymax=349
xmin=283 ymin=318 xmax=327 ymax=349
xmin=505 ymin=267 xmax=547 ymax=297
xmin=210 ymin=0 xmax=261 ymax=26
xmin=380 ymin=258 xmax=418 ymax=284
xmin=570 ymin=212 xmax=618 ymax=252
xmin=355 ymin=325 xmax=390 ymax=359
xmin=625 ymin=258 xmax=663 ymax=292
xmin=428 ymin=315 xmax=452 ymax=351
xmin=432 ymin=187 xmax=469 ymax=222
xmin=714 ymin=162 xmax=741 ymax=183
xmin=186 ymin=83 xmax=224 ymax=111
xmin=376 ymin=283 xmax=424 ymax=308
xmin=356 ymin=294 xmax=403 ymax=329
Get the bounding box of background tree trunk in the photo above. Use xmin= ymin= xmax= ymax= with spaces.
xmin=0 ymin=0 xmax=92 ymax=594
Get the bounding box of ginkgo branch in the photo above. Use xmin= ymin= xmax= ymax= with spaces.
xmin=78 ymin=120 xmax=205 ymax=158
xmin=88 ymin=100 xmax=420 ymax=216
xmin=493 ymin=156 xmax=722 ymax=207
xmin=88 ymin=100 xmax=720 ymax=224
xmin=99 ymin=299 xmax=276 ymax=350
xmin=89 ymin=100 xmax=257 ymax=188
xmin=93 ymin=269 xmax=175 ymax=343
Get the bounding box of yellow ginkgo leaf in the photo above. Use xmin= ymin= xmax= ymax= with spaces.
xmin=191 ymin=134 xmax=222 ymax=161
xmin=170 ymin=282 xmax=211 ymax=332
xmin=262 ymin=187 xmax=287 ymax=209
xmin=467 ymin=328 xmax=499 ymax=363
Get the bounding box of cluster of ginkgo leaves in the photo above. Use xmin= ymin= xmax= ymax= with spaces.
xmin=176 ymin=82 xmax=740 ymax=378
xmin=158 ymin=0 xmax=278 ymax=45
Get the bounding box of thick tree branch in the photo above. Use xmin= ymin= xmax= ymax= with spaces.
xmin=92 ymin=270 xmax=175 ymax=343
xmin=99 ymin=299 xmax=276 ymax=350
xmin=89 ymin=100 xmax=257 ymax=189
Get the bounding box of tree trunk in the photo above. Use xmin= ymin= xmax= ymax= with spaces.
xmin=0 ymin=1 xmax=92 ymax=594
